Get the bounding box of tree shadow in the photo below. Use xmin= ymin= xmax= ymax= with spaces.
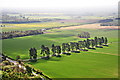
xmin=71 ymin=51 xmax=80 ymax=53
xmin=62 ymin=52 xmax=67 ymax=54
xmin=103 ymin=45 xmax=109 ymax=47
xmin=96 ymin=46 xmax=103 ymax=48
xmin=56 ymin=55 xmax=62 ymax=57
xmin=66 ymin=53 xmax=71 ymax=55
xmin=88 ymin=48 xmax=96 ymax=50
xmin=62 ymin=52 xmax=71 ymax=55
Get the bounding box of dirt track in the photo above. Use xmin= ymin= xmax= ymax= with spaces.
xmin=88 ymin=51 xmax=119 ymax=56
xmin=60 ymin=24 xmax=119 ymax=30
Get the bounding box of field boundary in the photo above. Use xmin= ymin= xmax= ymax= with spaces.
xmin=88 ymin=51 xmax=119 ymax=56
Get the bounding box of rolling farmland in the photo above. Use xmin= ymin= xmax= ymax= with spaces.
xmin=2 ymin=23 xmax=119 ymax=78
xmin=1 ymin=13 xmax=119 ymax=79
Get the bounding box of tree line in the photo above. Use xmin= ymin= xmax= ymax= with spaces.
xmin=29 ymin=37 xmax=108 ymax=61
xmin=1 ymin=30 xmax=43 ymax=39
xmin=0 ymin=25 xmax=75 ymax=40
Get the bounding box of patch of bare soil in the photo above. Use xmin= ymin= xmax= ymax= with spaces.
xmin=60 ymin=24 xmax=120 ymax=30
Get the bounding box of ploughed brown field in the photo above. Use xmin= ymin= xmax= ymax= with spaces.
xmin=60 ymin=23 xmax=119 ymax=30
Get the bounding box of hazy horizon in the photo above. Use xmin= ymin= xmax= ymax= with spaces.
xmin=0 ymin=0 xmax=119 ymax=16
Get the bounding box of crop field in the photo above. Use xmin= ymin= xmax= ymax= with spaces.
xmin=2 ymin=22 xmax=82 ymax=32
xmin=80 ymin=16 xmax=107 ymax=19
xmin=2 ymin=28 xmax=118 ymax=59
xmin=7 ymin=13 xmax=72 ymax=21
xmin=29 ymin=52 xmax=118 ymax=78
xmin=1 ymin=23 xmax=119 ymax=78
xmin=60 ymin=23 xmax=119 ymax=30
xmin=25 ymin=16 xmax=72 ymax=20
xmin=1 ymin=18 xmax=101 ymax=32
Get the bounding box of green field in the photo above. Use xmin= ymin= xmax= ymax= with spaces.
xmin=28 ymin=52 xmax=118 ymax=78
xmin=2 ymin=25 xmax=119 ymax=78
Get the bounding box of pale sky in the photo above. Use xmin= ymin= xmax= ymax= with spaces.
xmin=0 ymin=0 xmax=119 ymax=8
